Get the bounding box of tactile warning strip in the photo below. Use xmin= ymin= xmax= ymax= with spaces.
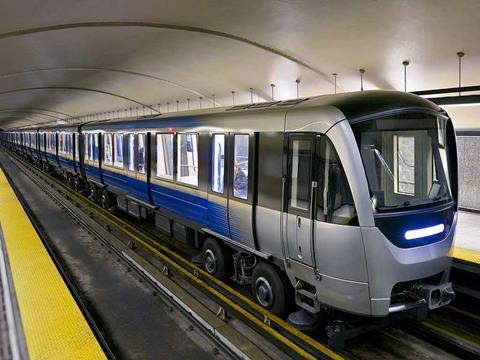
xmin=452 ymin=246 xmax=480 ymax=265
xmin=0 ymin=168 xmax=105 ymax=359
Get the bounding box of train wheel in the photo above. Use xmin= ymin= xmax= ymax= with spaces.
xmin=73 ymin=177 xmax=83 ymax=192
xmin=202 ymin=238 xmax=228 ymax=280
xmin=87 ymin=184 xmax=96 ymax=202
xmin=100 ymin=189 xmax=113 ymax=210
xmin=251 ymin=262 xmax=289 ymax=317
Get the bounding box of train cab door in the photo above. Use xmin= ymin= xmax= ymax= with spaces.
xmin=286 ymin=133 xmax=315 ymax=267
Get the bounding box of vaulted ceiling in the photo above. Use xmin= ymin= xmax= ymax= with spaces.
xmin=0 ymin=0 xmax=479 ymax=129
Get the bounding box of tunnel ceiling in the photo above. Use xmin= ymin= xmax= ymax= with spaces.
xmin=1 ymin=0 xmax=480 ymax=129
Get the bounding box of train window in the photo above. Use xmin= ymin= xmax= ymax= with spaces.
xmin=289 ymin=138 xmax=312 ymax=210
xmin=138 ymin=133 xmax=146 ymax=174
xmin=156 ymin=133 xmax=174 ymax=179
xmin=75 ymin=134 xmax=79 ymax=160
xmin=177 ymin=133 xmax=198 ymax=186
xmin=128 ymin=134 xmax=135 ymax=172
xmin=104 ymin=133 xmax=113 ymax=165
xmin=211 ymin=134 xmax=225 ymax=193
xmin=85 ymin=134 xmax=90 ymax=160
xmin=233 ymin=134 xmax=249 ymax=199
xmin=93 ymin=134 xmax=99 ymax=162
xmin=394 ymin=134 xmax=415 ymax=195
xmin=114 ymin=133 xmax=124 ymax=168
xmin=59 ymin=133 xmax=64 ymax=154
xmin=316 ymin=136 xmax=357 ymax=225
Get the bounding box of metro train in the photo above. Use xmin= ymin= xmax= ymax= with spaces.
xmin=0 ymin=90 xmax=457 ymax=320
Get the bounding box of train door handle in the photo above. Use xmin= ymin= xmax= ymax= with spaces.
xmin=297 ymin=216 xmax=301 ymax=228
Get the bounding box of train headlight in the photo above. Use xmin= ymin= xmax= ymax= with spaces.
xmin=404 ymin=224 xmax=445 ymax=240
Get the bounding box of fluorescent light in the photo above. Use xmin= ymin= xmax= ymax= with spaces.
xmin=439 ymin=103 xmax=480 ymax=108
xmin=404 ymin=224 xmax=444 ymax=240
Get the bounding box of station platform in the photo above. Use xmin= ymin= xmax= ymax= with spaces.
xmin=453 ymin=211 xmax=480 ymax=264
xmin=0 ymin=168 xmax=106 ymax=359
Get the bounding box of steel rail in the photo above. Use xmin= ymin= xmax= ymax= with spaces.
xmin=2 ymin=153 xmax=245 ymax=360
xmin=3 ymin=147 xmax=343 ymax=360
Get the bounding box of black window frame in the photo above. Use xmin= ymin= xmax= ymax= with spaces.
xmin=154 ymin=132 xmax=175 ymax=182
xmin=287 ymin=133 xmax=315 ymax=217
xmin=176 ymin=132 xmax=199 ymax=189
xmin=209 ymin=132 xmax=227 ymax=196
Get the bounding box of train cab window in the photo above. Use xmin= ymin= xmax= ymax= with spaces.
xmin=156 ymin=133 xmax=173 ymax=179
xmin=394 ymin=135 xmax=415 ymax=195
xmin=211 ymin=134 xmax=225 ymax=193
xmin=104 ymin=133 xmax=113 ymax=165
xmin=114 ymin=133 xmax=124 ymax=168
xmin=316 ymin=136 xmax=357 ymax=225
xmin=289 ymin=138 xmax=312 ymax=211
xmin=128 ymin=134 xmax=135 ymax=172
xmin=177 ymin=133 xmax=198 ymax=186
xmin=138 ymin=133 xmax=146 ymax=174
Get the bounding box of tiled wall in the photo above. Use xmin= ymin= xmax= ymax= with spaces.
xmin=457 ymin=136 xmax=480 ymax=210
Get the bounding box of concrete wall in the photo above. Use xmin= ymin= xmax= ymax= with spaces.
xmin=457 ymin=136 xmax=480 ymax=210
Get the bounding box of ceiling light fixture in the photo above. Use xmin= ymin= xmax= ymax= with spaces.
xmin=359 ymin=69 xmax=365 ymax=91
xmin=457 ymin=51 xmax=465 ymax=96
xmin=402 ymin=60 xmax=410 ymax=92
xmin=332 ymin=73 xmax=338 ymax=94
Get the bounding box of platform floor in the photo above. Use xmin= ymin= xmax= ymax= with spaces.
xmin=0 ymin=168 xmax=106 ymax=359
xmin=453 ymin=211 xmax=480 ymax=264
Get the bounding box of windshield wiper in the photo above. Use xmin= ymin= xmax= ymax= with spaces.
xmin=372 ymin=148 xmax=394 ymax=182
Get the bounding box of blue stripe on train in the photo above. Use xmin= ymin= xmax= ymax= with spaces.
xmin=98 ymin=167 xmax=232 ymax=232
xmin=67 ymin=163 xmax=247 ymax=243
xmin=84 ymin=163 xmax=102 ymax=183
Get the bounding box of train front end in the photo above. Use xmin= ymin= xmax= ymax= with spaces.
xmin=349 ymin=103 xmax=458 ymax=316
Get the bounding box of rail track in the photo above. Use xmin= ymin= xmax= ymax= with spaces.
xmin=1 ymin=148 xmax=343 ymax=359
xmin=3 ymin=146 xmax=480 ymax=360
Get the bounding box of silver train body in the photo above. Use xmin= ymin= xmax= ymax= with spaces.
xmin=1 ymin=90 xmax=458 ymax=317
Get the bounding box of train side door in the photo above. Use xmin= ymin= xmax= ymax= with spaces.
xmin=126 ymin=132 xmax=149 ymax=202
xmin=286 ymin=134 xmax=315 ymax=266
xmin=207 ymin=133 xmax=230 ymax=238
xmin=227 ymin=133 xmax=256 ymax=248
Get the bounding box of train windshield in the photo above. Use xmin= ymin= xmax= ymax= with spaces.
xmin=351 ymin=113 xmax=452 ymax=212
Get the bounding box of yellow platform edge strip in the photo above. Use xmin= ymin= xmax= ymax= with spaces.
xmin=0 ymin=169 xmax=105 ymax=359
xmin=452 ymin=246 xmax=480 ymax=264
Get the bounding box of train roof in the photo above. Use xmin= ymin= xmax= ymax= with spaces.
xmin=7 ymin=90 xmax=443 ymax=132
